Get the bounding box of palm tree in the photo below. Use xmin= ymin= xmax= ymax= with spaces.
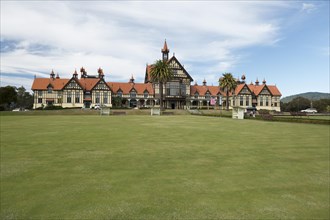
xmin=150 ymin=60 xmax=173 ymax=110
xmin=219 ymin=73 xmax=237 ymax=111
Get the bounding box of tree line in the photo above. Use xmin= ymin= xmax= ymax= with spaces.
xmin=0 ymin=86 xmax=33 ymax=111
xmin=280 ymin=97 xmax=330 ymax=113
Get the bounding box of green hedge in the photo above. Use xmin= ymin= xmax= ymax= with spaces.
xmin=245 ymin=115 xmax=330 ymax=125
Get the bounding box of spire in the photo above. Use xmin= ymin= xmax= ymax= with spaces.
xmin=50 ymin=69 xmax=55 ymax=79
xmin=129 ymin=74 xmax=135 ymax=83
xmin=162 ymin=39 xmax=169 ymax=53
xmin=262 ymin=78 xmax=266 ymax=84
xmin=255 ymin=78 xmax=259 ymax=86
xmin=203 ymin=79 xmax=207 ymax=86
xmin=73 ymin=69 xmax=78 ymax=78
xmin=161 ymin=39 xmax=169 ymax=62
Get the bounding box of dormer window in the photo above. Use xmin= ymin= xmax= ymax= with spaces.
xmin=130 ymin=90 xmax=136 ymax=98
xmin=47 ymin=86 xmax=53 ymax=94
xmin=205 ymin=92 xmax=211 ymax=99
xmin=144 ymin=91 xmax=149 ymax=98
xmin=194 ymin=92 xmax=199 ymax=98
xmin=117 ymin=91 xmax=123 ymax=97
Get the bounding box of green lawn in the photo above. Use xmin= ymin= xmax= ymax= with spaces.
xmin=1 ymin=115 xmax=329 ymax=219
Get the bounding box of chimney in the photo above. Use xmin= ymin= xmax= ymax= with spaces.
xmin=203 ymin=79 xmax=207 ymax=86
xmin=98 ymin=67 xmax=104 ymax=79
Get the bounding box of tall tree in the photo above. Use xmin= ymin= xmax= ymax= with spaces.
xmin=219 ymin=73 xmax=237 ymax=111
xmin=284 ymin=97 xmax=310 ymax=112
xmin=149 ymin=60 xmax=173 ymax=110
xmin=16 ymin=86 xmax=33 ymax=109
xmin=0 ymin=86 xmax=17 ymax=110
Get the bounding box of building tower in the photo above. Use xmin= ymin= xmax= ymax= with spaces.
xmin=161 ymin=39 xmax=169 ymax=62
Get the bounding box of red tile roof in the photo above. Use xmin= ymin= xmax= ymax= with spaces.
xmin=235 ymin=84 xmax=246 ymax=94
xmin=107 ymin=82 xmax=154 ymax=95
xmin=267 ymin=85 xmax=282 ymax=96
xmin=145 ymin=64 xmax=154 ymax=82
xmin=31 ymin=78 xmax=69 ymax=90
xmin=247 ymin=84 xmax=281 ymax=96
xmin=79 ymin=78 xmax=100 ymax=91
xmin=191 ymin=85 xmax=223 ymax=96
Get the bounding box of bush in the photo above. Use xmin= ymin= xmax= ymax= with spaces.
xmin=43 ymin=105 xmax=63 ymax=110
xmin=258 ymin=109 xmax=270 ymax=115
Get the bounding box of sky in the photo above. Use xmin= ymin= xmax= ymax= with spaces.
xmin=1 ymin=1 xmax=329 ymax=98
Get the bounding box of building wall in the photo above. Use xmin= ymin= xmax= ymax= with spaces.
xmin=33 ymin=88 xmax=112 ymax=109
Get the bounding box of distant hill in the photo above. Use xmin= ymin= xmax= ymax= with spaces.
xmin=281 ymin=92 xmax=330 ymax=103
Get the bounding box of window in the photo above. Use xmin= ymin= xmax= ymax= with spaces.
xmin=38 ymin=91 xmax=42 ymax=96
xmin=75 ymin=93 xmax=80 ymax=103
xmin=95 ymin=92 xmax=100 ymax=103
xmin=266 ymin=97 xmax=269 ymax=106
xmin=260 ymin=97 xmax=263 ymax=106
xmin=274 ymin=102 xmax=277 ymax=107
xmin=194 ymin=92 xmax=199 ymax=98
xmin=117 ymin=91 xmax=123 ymax=97
xmin=67 ymin=92 xmax=72 ymax=103
xmin=58 ymin=98 xmax=62 ymax=104
xmin=130 ymin=91 xmax=136 ymax=98
xmin=205 ymin=93 xmax=211 ymax=100
xmin=180 ymin=84 xmax=186 ymax=96
xmin=240 ymin=96 xmax=244 ymax=106
xmin=58 ymin=91 xmax=62 ymax=97
xmin=38 ymin=98 xmax=42 ymax=103
xmin=246 ymin=98 xmax=249 ymax=106
xmin=48 ymin=87 xmax=53 ymax=94
xmin=166 ymin=82 xmax=180 ymax=96
xmin=103 ymin=92 xmax=108 ymax=104
xmin=144 ymin=91 xmax=148 ymax=98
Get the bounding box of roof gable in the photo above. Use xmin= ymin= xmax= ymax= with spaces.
xmin=91 ymin=78 xmax=111 ymax=91
xmin=167 ymin=56 xmax=193 ymax=81
xmin=63 ymin=78 xmax=83 ymax=90
xmin=259 ymin=85 xmax=272 ymax=95
xmin=236 ymin=84 xmax=252 ymax=95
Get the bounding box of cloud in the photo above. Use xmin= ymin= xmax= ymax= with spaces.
xmin=301 ymin=3 xmax=317 ymax=13
xmin=1 ymin=1 xmax=289 ymax=88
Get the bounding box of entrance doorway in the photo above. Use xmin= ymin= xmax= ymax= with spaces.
xmin=171 ymin=102 xmax=175 ymax=109
xmin=84 ymin=101 xmax=91 ymax=108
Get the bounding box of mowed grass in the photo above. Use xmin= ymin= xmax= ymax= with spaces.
xmin=1 ymin=115 xmax=329 ymax=219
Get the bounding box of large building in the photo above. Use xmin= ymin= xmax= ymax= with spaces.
xmin=32 ymin=41 xmax=281 ymax=111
